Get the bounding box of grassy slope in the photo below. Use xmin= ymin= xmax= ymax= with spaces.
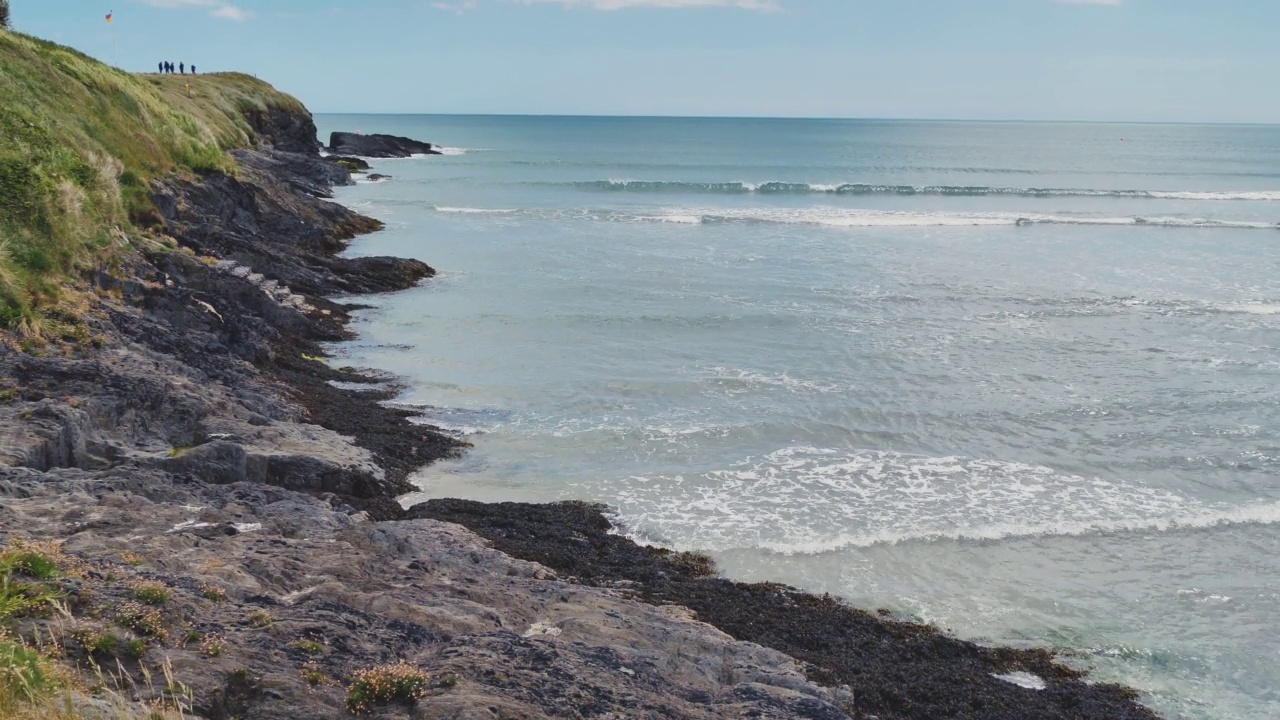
xmin=0 ymin=27 xmax=308 ymax=337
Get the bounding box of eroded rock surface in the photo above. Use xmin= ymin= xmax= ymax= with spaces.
xmin=0 ymin=101 xmax=1164 ymax=719
xmin=329 ymin=131 xmax=440 ymax=158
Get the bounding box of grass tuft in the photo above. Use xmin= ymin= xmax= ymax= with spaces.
xmin=130 ymin=581 xmax=170 ymax=606
xmin=246 ymin=609 xmax=273 ymax=629
xmin=345 ymin=662 xmax=429 ymax=714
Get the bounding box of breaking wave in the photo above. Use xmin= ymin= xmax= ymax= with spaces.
xmin=430 ymin=205 xmax=1278 ymax=230
xmin=607 ymin=447 xmax=1280 ymax=554
xmin=567 ymin=179 xmax=1280 ymax=201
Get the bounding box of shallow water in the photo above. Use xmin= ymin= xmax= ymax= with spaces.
xmin=317 ymin=115 xmax=1280 ymax=719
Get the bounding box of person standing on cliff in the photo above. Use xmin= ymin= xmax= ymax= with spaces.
xmin=157 ymin=61 xmax=163 ymax=73
xmin=179 ymin=62 xmax=185 ymax=75
xmin=191 ymin=65 xmax=196 ymax=75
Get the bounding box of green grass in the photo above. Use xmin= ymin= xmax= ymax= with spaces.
xmin=345 ymin=663 xmax=430 ymax=714
xmin=130 ymin=581 xmax=170 ymax=606
xmin=0 ymin=26 xmax=310 ymax=338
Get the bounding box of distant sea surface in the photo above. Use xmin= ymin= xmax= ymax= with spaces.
xmin=315 ymin=115 xmax=1280 ymax=720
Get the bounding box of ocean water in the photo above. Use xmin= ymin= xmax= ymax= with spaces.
xmin=315 ymin=115 xmax=1280 ymax=720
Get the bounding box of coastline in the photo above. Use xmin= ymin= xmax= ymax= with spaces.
xmin=0 ymin=99 xmax=1163 ymax=719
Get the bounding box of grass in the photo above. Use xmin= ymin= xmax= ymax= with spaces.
xmin=113 ymin=603 xmax=165 ymax=640
xmin=0 ymin=26 xmax=310 ymax=339
xmin=345 ymin=662 xmax=429 ymax=714
xmin=0 ymin=540 xmax=66 ymax=620
xmin=289 ymin=639 xmax=324 ymax=655
xmin=0 ymin=540 xmax=70 ymax=716
xmin=246 ymin=609 xmax=272 ymax=629
xmin=130 ymin=581 xmax=170 ymax=606
xmin=198 ymin=635 xmax=224 ymax=658
xmin=0 ymin=540 xmax=195 ymax=719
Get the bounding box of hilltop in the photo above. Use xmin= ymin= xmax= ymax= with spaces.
xmin=0 ymin=28 xmax=313 ymax=338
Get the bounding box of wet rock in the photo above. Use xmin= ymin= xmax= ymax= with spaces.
xmin=410 ymin=499 xmax=1162 ymax=720
xmin=329 ymin=132 xmax=440 ymax=158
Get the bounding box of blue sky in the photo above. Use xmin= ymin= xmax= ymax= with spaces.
xmin=11 ymin=0 xmax=1279 ymax=122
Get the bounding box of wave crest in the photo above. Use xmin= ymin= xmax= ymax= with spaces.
xmin=567 ymin=179 xmax=1280 ymax=201
xmin=606 ymin=446 xmax=1280 ymax=554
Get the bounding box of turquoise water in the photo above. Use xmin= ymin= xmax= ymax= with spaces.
xmin=316 ymin=115 xmax=1280 ymax=720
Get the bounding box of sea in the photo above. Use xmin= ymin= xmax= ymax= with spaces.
xmin=314 ymin=115 xmax=1280 ymax=720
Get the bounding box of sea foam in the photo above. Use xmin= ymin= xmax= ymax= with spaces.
xmin=607 ymin=446 xmax=1280 ymax=554
xmin=565 ymin=179 xmax=1280 ymax=201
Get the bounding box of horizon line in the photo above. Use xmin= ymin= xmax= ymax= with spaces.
xmin=308 ymin=111 xmax=1280 ymax=127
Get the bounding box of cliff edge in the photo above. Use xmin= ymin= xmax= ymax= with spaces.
xmin=0 ymin=28 xmax=1161 ymax=720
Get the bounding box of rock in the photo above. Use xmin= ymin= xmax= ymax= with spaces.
xmin=328 ymin=156 xmax=371 ymax=172
xmin=328 ymin=132 xmax=440 ymax=158
xmin=243 ymin=106 xmax=322 ymax=155
xmin=411 ymin=499 xmax=1164 ymax=720
xmin=366 ymin=173 xmax=390 ymax=182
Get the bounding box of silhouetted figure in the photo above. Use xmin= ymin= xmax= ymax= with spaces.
xmin=158 ymin=61 xmax=163 ymax=73
xmin=191 ymin=65 xmax=196 ymax=75
xmin=165 ymin=62 xmax=171 ymax=74
xmin=180 ymin=62 xmax=185 ymax=75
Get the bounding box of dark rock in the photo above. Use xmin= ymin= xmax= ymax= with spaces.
xmin=243 ymin=106 xmax=322 ymax=155
xmin=410 ymin=499 xmax=1163 ymax=720
xmin=366 ymin=173 xmax=390 ymax=182
xmin=329 ymin=155 xmax=371 ymax=172
xmin=328 ymin=131 xmax=440 ymax=158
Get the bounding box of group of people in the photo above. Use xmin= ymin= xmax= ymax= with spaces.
xmin=158 ymin=61 xmax=194 ymax=75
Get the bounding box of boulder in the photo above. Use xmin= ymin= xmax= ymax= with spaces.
xmin=328 ymin=132 xmax=440 ymax=158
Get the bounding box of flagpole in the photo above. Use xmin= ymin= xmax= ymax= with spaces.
xmin=107 ymin=9 xmax=117 ymax=68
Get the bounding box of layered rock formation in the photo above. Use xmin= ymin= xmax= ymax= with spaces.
xmin=329 ymin=131 xmax=441 ymax=158
xmin=0 ymin=97 xmax=1164 ymax=719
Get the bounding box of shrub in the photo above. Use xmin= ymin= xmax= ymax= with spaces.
xmin=0 ymin=2 xmax=9 ymax=31
xmin=300 ymin=663 xmax=324 ymax=689
xmin=345 ymin=662 xmax=429 ymax=713
xmin=115 ymin=602 xmax=165 ymax=639
xmin=289 ymin=639 xmax=324 ymax=655
xmin=198 ymin=583 xmax=225 ymax=603
xmin=123 ymin=638 xmax=146 ymax=659
xmin=131 ymin=580 xmax=171 ymax=606
xmin=246 ymin=609 xmax=272 ymax=629
xmin=199 ymin=635 xmax=224 ymax=658
xmin=71 ymin=628 xmax=119 ymax=656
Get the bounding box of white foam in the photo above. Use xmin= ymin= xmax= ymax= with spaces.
xmin=606 ymin=447 xmax=1280 ymax=554
xmin=638 ymin=207 xmax=1277 ymax=230
xmin=702 ymin=366 xmax=851 ymax=395
xmin=433 ymin=206 xmax=518 ymax=214
xmin=1148 ymin=190 xmax=1280 ymax=201
xmin=1222 ymin=302 xmax=1280 ymax=315
xmin=436 ymin=147 xmax=472 ymax=156
xmin=993 ymin=672 xmax=1047 ymax=690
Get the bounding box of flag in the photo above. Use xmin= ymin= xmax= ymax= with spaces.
xmin=105 ymin=11 xmax=112 ymax=24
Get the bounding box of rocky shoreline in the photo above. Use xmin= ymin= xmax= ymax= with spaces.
xmin=0 ymin=106 xmax=1161 ymax=718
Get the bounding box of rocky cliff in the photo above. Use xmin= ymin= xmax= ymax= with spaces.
xmin=0 ymin=30 xmax=1163 ymax=720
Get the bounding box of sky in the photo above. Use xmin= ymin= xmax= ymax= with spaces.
xmin=10 ymin=0 xmax=1279 ymax=122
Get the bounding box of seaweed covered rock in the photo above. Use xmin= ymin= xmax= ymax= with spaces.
xmin=410 ymin=499 xmax=1163 ymax=720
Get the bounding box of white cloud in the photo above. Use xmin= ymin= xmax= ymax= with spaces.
xmin=140 ymin=0 xmax=253 ymax=21
xmin=432 ymin=0 xmax=479 ymax=12
xmin=520 ymin=0 xmax=779 ymax=8
xmin=434 ymin=0 xmax=779 ymax=10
